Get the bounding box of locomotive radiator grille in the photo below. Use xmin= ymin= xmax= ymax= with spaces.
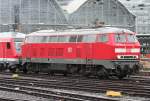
xmin=117 ymin=55 xmax=138 ymax=59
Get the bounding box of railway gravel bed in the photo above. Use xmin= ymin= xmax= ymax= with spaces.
xmin=0 ymin=73 xmax=149 ymax=101
xmin=0 ymin=90 xmax=49 ymax=101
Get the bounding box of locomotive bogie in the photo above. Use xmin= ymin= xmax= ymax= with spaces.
xmin=21 ymin=59 xmax=141 ymax=79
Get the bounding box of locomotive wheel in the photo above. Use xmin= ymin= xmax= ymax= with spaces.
xmin=133 ymin=65 xmax=140 ymax=74
xmin=63 ymin=72 xmax=68 ymax=76
xmin=49 ymin=71 xmax=54 ymax=76
xmin=67 ymin=65 xmax=78 ymax=74
xmin=23 ymin=64 xmax=28 ymax=74
xmin=0 ymin=64 xmax=4 ymax=71
xmin=115 ymin=66 xmax=127 ymax=79
xmin=10 ymin=68 xmax=16 ymax=73
xmin=97 ymin=67 xmax=108 ymax=79
xmin=117 ymin=74 xmax=127 ymax=80
xmin=23 ymin=68 xmax=28 ymax=74
xmin=34 ymin=71 xmax=39 ymax=74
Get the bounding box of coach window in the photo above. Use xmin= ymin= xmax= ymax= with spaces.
xmin=82 ymin=35 xmax=97 ymax=42
xmin=69 ymin=35 xmax=77 ymax=42
xmin=98 ymin=34 xmax=108 ymax=42
xmin=6 ymin=42 xmax=11 ymax=49
xmin=48 ymin=36 xmax=58 ymax=42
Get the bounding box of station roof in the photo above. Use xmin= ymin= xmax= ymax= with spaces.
xmin=63 ymin=0 xmax=87 ymax=14
xmin=60 ymin=0 xmax=135 ymax=14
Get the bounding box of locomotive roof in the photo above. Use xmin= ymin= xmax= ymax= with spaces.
xmin=0 ymin=32 xmax=25 ymax=38
xmin=27 ymin=27 xmax=134 ymax=37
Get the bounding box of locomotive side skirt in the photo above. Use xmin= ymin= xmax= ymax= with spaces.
xmin=22 ymin=58 xmax=140 ymax=71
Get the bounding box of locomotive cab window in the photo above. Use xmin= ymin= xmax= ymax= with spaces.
xmin=82 ymin=35 xmax=97 ymax=42
xmin=127 ymin=34 xmax=137 ymax=43
xmin=115 ymin=34 xmax=126 ymax=43
xmin=6 ymin=42 xmax=11 ymax=49
xmin=98 ymin=34 xmax=108 ymax=42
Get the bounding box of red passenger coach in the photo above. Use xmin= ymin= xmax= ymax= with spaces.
xmin=22 ymin=27 xmax=141 ymax=79
xmin=0 ymin=32 xmax=25 ymax=72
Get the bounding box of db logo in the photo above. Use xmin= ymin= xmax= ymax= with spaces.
xmin=68 ymin=47 xmax=72 ymax=53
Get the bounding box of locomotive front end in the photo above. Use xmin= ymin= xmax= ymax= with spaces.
xmin=113 ymin=32 xmax=141 ymax=78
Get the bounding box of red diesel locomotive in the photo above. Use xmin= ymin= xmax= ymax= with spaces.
xmin=21 ymin=27 xmax=141 ymax=79
xmin=0 ymin=32 xmax=25 ymax=72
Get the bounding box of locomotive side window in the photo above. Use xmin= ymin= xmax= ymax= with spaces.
xmin=115 ymin=34 xmax=126 ymax=43
xmin=6 ymin=42 xmax=11 ymax=49
xmin=69 ymin=35 xmax=77 ymax=42
xmin=30 ymin=36 xmax=48 ymax=43
xmin=48 ymin=36 xmax=58 ymax=42
xmin=57 ymin=36 xmax=69 ymax=42
xmin=77 ymin=35 xmax=83 ymax=42
xmin=34 ymin=36 xmax=39 ymax=43
xmin=98 ymin=34 xmax=108 ymax=42
xmin=39 ymin=36 xmax=48 ymax=43
xmin=127 ymin=34 xmax=137 ymax=43
xmin=82 ymin=35 xmax=97 ymax=42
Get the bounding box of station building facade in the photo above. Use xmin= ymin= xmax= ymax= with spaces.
xmin=58 ymin=0 xmax=136 ymax=31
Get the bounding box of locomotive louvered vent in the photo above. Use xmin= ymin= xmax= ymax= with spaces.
xmin=120 ymin=56 xmax=136 ymax=59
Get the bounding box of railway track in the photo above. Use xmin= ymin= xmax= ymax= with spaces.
xmin=0 ymin=73 xmax=149 ymax=100
xmin=0 ymin=98 xmax=22 ymax=101
xmin=0 ymin=74 xmax=119 ymax=101
xmin=0 ymin=98 xmax=29 ymax=101
xmin=0 ymin=83 xmax=118 ymax=101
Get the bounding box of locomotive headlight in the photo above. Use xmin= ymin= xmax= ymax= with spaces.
xmin=131 ymin=48 xmax=140 ymax=53
xmin=115 ymin=48 xmax=126 ymax=53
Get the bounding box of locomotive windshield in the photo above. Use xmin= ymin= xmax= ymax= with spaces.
xmin=115 ymin=33 xmax=137 ymax=43
xmin=127 ymin=34 xmax=138 ymax=43
xmin=115 ymin=34 xmax=126 ymax=42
